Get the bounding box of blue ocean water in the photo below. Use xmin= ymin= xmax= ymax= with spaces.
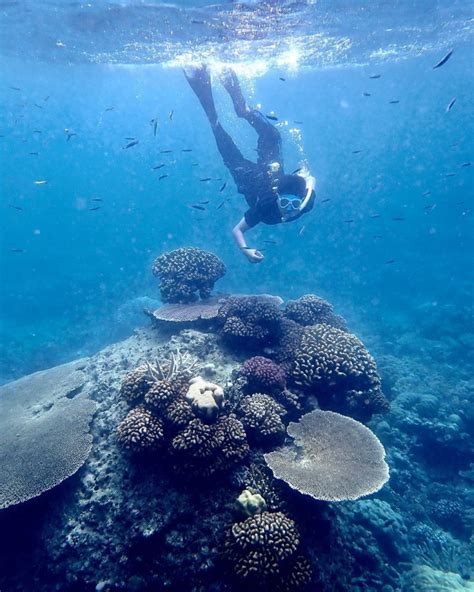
xmin=1 ymin=0 xmax=472 ymax=382
xmin=0 ymin=1 xmax=473 ymax=590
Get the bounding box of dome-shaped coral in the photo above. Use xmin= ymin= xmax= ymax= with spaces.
xmin=238 ymin=393 xmax=286 ymax=445
xmin=152 ymin=247 xmax=226 ymax=303
xmin=239 ymin=356 xmax=286 ymax=394
xmin=225 ymin=511 xmax=311 ymax=590
xmin=144 ymin=379 xmax=177 ymax=411
xmin=291 ymin=324 xmax=389 ymax=419
xmin=284 ymin=294 xmax=347 ymax=330
xmin=119 ymin=365 xmax=153 ymax=403
xmin=116 ymin=405 xmax=165 ymax=451
xmin=217 ymin=296 xmax=283 ymax=349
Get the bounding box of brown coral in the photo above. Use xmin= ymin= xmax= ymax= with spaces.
xmin=291 ymin=324 xmax=389 ymax=419
xmin=116 ymin=405 xmax=164 ymax=451
xmin=225 ymin=511 xmax=311 ymax=589
xmin=284 ymin=294 xmax=347 ymax=330
xmin=238 ymin=393 xmax=286 ymax=445
xmin=119 ymin=365 xmax=153 ymax=403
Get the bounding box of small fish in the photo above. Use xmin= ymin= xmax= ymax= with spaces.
xmin=446 ymin=172 xmax=456 ymax=177
xmin=263 ymin=239 xmax=278 ymax=245
xmin=153 ymin=164 xmax=165 ymax=170
xmin=189 ymin=204 xmax=206 ymax=211
xmin=266 ymin=114 xmax=278 ymax=121
xmin=29 ymin=152 xmax=39 ymax=155
xmin=219 ymin=182 xmax=227 ymax=192
xmin=320 ymin=198 xmax=331 ymax=203
xmin=191 ymin=19 xmax=205 ymax=24
xmin=373 ymin=235 xmax=383 ymax=239
xmin=279 ymin=77 xmax=286 ymax=82
xmin=169 ymin=110 xmax=174 ymax=121
xmin=34 ymin=180 xmax=48 ymax=185
xmin=385 ymin=259 xmax=395 ymax=264
xmin=392 ymin=217 xmax=406 ymax=221
xmin=389 ymin=100 xmax=400 ymax=104
xmin=104 ymin=106 xmax=114 ymax=112
xmin=369 ymin=74 xmax=382 ymax=79
xmin=217 ymin=201 xmax=226 ymax=209
xmin=181 ymin=149 xmax=193 ymax=152
xmin=363 ymin=92 xmax=371 ymax=97
xmin=150 ymin=119 xmax=158 ymax=137
xmin=10 ymin=86 xmax=22 ymax=91
xmin=461 ymin=162 xmax=471 ymax=167
xmin=8 ymin=204 xmax=23 ymax=210
xmin=33 ymin=130 xmax=42 ymax=134
xmin=92 ymin=198 xmax=103 ymax=202
xmin=455 ymin=201 xmax=465 ymax=205
xmin=344 ymin=219 xmax=355 ymax=223
xmin=422 ymin=191 xmax=431 ymax=196
xmin=369 ymin=214 xmax=381 ymax=218
xmin=10 ymin=248 xmax=25 ymax=253
xmin=293 ymin=120 xmax=303 ymax=124
xmin=451 ymin=141 xmax=459 ymax=147
xmin=191 ymin=163 xmax=199 ymax=167
xmin=298 ymin=225 xmax=305 ymax=236
xmin=123 ymin=140 xmax=139 ymax=149
xmin=34 ymin=103 xmax=43 ymax=109
xmin=199 ymin=200 xmax=210 ymax=205
xmin=352 ymin=150 xmax=363 ymax=154
xmin=199 ymin=177 xmax=212 ymax=182
xmin=125 ymin=137 xmax=136 ymax=141
xmin=433 ymin=49 xmax=454 ymax=69
xmin=160 ymin=149 xmax=173 ymax=154
xmin=88 ymin=206 xmax=101 ymax=211
xmin=65 ymin=129 xmax=77 ymax=141
xmin=291 ymin=167 xmax=302 ymax=174
xmin=424 ymin=204 xmax=437 ymax=211
xmin=44 ymin=96 xmax=50 ymax=102
xmin=445 ymin=97 xmax=456 ymax=112
xmin=159 ymin=174 xmax=168 ymax=180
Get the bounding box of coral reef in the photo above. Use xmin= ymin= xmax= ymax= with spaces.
xmin=217 ymin=296 xmax=283 ymax=349
xmin=284 ymin=294 xmax=348 ymax=330
xmin=152 ymin=247 xmax=226 ymax=303
xmin=119 ymin=364 xmax=153 ymax=403
xmin=291 ymin=324 xmax=389 ymax=419
xmin=224 ymin=511 xmax=311 ymax=590
xmin=238 ymin=393 xmax=286 ymax=445
xmin=239 ymin=356 xmax=286 ymax=394
xmin=264 ymin=410 xmax=389 ymax=501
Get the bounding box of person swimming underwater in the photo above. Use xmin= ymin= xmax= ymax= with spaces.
xmin=184 ymin=65 xmax=316 ymax=263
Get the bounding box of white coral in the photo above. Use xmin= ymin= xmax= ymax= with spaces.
xmin=185 ymin=376 xmax=224 ymax=422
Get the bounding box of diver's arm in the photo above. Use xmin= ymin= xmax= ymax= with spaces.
xmin=304 ymin=175 xmax=316 ymax=202
xmin=232 ymin=217 xmax=264 ymax=263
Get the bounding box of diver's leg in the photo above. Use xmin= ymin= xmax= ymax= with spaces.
xmin=184 ymin=65 xmax=218 ymax=126
xmin=220 ymin=69 xmax=283 ymax=166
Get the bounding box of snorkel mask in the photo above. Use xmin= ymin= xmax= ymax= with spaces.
xmin=277 ymin=183 xmax=314 ymax=221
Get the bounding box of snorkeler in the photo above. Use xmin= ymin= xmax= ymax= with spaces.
xmin=184 ymin=65 xmax=316 ymax=263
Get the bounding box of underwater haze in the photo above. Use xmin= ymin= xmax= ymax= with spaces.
xmin=0 ymin=1 xmax=473 ymax=591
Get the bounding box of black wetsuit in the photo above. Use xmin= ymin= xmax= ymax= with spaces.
xmin=186 ymin=68 xmax=311 ymax=228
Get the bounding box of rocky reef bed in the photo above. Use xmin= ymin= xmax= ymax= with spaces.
xmin=0 ymin=249 xmax=472 ymax=592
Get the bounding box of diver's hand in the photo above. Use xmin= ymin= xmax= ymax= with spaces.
xmin=242 ymin=248 xmax=264 ymax=263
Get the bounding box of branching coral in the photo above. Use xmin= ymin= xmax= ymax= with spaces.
xmin=152 ymin=247 xmax=226 ymax=303
xmin=284 ymin=294 xmax=348 ymax=330
xmin=239 ymin=356 xmax=286 ymax=394
xmin=224 ymin=511 xmax=311 ymax=590
xmin=116 ymin=405 xmax=165 ymax=451
xmin=217 ymin=296 xmax=283 ymax=349
xmin=238 ymin=393 xmax=286 ymax=445
xmin=291 ymin=324 xmax=389 ymax=418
